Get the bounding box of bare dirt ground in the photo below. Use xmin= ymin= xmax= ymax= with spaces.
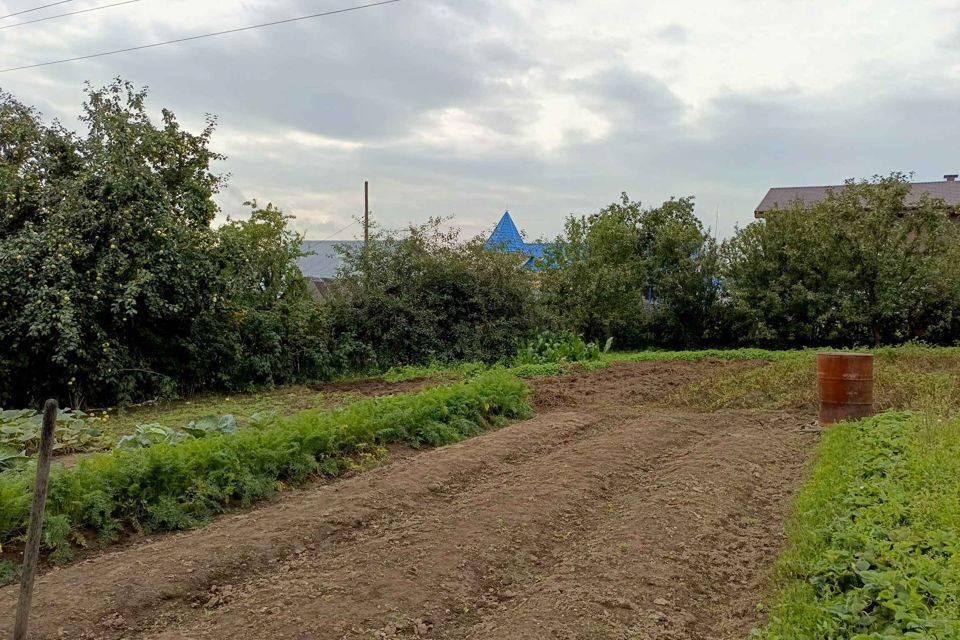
xmin=0 ymin=361 xmax=817 ymax=640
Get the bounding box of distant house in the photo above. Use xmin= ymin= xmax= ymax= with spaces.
xmin=297 ymin=240 xmax=362 ymax=300
xmin=755 ymin=174 xmax=960 ymax=218
xmin=485 ymin=211 xmax=550 ymax=270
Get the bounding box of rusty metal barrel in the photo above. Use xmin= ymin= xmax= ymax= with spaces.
xmin=817 ymin=353 xmax=874 ymax=425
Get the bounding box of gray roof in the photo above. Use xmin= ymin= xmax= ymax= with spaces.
xmin=755 ymin=178 xmax=960 ymax=216
xmin=297 ymin=240 xmax=363 ymax=279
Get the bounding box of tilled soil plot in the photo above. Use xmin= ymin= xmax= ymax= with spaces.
xmin=0 ymin=361 xmax=817 ymax=640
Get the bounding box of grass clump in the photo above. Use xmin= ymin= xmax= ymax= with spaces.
xmin=0 ymin=559 xmax=16 ymax=586
xmin=755 ymin=411 xmax=960 ymax=638
xmin=0 ymin=371 xmax=531 ymax=560
xmin=381 ymin=361 xmax=488 ymax=383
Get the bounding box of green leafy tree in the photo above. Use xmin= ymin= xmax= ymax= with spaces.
xmin=722 ymin=207 xmax=837 ymax=345
xmin=540 ymin=194 xmax=722 ymax=347
xmin=195 ymin=201 xmax=334 ymax=391
xmin=0 ymin=81 xmax=337 ymax=406
xmin=0 ymin=80 xmax=223 ymax=406
xmin=724 ymin=174 xmax=960 ymax=346
xmin=539 ymin=195 xmax=646 ymax=342
xmin=639 ymin=197 xmax=724 ymax=347
xmin=823 ymin=174 xmax=959 ymax=345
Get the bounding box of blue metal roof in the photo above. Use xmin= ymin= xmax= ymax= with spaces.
xmin=484 ymin=212 xmax=550 ymax=270
xmin=485 ymin=211 xmax=527 ymax=252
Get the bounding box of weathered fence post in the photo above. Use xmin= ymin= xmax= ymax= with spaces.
xmin=12 ymin=399 xmax=57 ymax=640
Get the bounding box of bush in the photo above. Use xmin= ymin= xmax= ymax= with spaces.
xmin=0 ymin=371 xmax=531 ymax=559
xmin=324 ymin=218 xmax=544 ymax=370
xmin=724 ymin=174 xmax=960 ymax=347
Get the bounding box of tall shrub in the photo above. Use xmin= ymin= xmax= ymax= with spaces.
xmin=0 ymin=81 xmax=223 ymax=406
xmin=324 ymin=218 xmax=543 ymax=370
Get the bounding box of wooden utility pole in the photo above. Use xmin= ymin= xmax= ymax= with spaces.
xmin=13 ymin=398 xmax=57 ymax=640
xmin=364 ymin=180 xmax=370 ymax=250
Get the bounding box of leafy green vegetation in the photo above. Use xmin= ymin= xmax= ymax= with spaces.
xmin=103 ymin=385 xmax=328 ymax=442
xmin=114 ymin=415 xmax=238 ymax=449
xmin=0 ymin=407 xmax=107 ymax=468
xmin=0 ymin=559 xmax=16 ymax=586
xmin=514 ymin=331 xmax=613 ymax=365
xmin=539 ymin=193 xmax=724 ymax=348
xmin=0 ymin=371 xmax=531 ymax=560
xmin=724 ymin=175 xmax=960 ymax=347
xmin=755 ymin=412 xmax=960 ymax=638
xmin=325 ymin=218 xmax=545 ymax=374
xmin=0 ymin=81 xmax=333 ymax=408
xmin=381 ymin=361 xmax=488 ymax=383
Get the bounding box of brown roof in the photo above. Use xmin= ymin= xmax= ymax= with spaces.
xmin=754 ymin=178 xmax=960 ymax=216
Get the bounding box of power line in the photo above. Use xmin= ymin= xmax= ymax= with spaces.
xmin=320 ymin=219 xmax=360 ymax=242
xmin=0 ymin=0 xmax=402 ymax=73
xmin=0 ymin=0 xmax=144 ymax=30
xmin=0 ymin=0 xmax=72 ymax=20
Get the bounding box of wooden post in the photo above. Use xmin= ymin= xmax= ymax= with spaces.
xmin=13 ymin=399 xmax=57 ymax=640
xmin=364 ymin=180 xmax=370 ymax=250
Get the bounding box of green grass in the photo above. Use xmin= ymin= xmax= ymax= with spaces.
xmin=755 ymin=411 xmax=960 ymax=638
xmin=0 ymin=371 xmax=532 ymax=561
xmin=669 ymin=346 xmax=960 ymax=414
xmin=381 ymin=361 xmax=488 ymax=383
xmin=604 ymin=347 xmax=802 ymax=363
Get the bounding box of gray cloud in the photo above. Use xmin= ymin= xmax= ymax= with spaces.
xmin=572 ymin=66 xmax=686 ymax=130
xmin=657 ymin=24 xmax=689 ymax=44
xmin=2 ymin=0 xmax=958 ymax=243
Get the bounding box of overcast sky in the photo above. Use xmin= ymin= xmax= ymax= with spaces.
xmin=1 ymin=0 xmax=958 ymax=241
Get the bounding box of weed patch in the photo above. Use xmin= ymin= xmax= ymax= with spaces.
xmin=755 ymin=412 xmax=960 ymax=638
xmin=0 ymin=559 xmax=16 ymax=586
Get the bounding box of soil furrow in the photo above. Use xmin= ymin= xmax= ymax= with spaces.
xmin=0 ymin=361 xmax=814 ymax=640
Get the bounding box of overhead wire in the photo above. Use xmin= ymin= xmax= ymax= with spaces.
xmin=0 ymin=0 xmax=403 ymax=73
xmin=0 ymin=0 xmax=73 ymax=20
xmin=0 ymin=0 xmax=144 ymax=30
xmin=319 ymin=219 xmax=360 ymax=242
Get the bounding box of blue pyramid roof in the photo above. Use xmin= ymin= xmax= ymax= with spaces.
xmin=485 ymin=211 xmax=526 ymax=252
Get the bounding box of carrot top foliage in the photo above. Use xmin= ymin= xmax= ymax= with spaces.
xmin=0 ymin=371 xmax=531 ymax=562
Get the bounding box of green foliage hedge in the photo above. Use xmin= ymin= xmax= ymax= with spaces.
xmin=325 ymin=218 xmax=545 ymax=371
xmin=756 ymin=412 xmax=960 ymax=638
xmin=0 ymin=371 xmax=531 ymax=559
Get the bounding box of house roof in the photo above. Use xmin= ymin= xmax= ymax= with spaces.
xmin=297 ymin=240 xmax=362 ymax=279
xmin=485 ymin=211 xmax=527 ymax=252
xmin=484 ymin=212 xmax=551 ymax=270
xmin=755 ymin=177 xmax=960 ymax=216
